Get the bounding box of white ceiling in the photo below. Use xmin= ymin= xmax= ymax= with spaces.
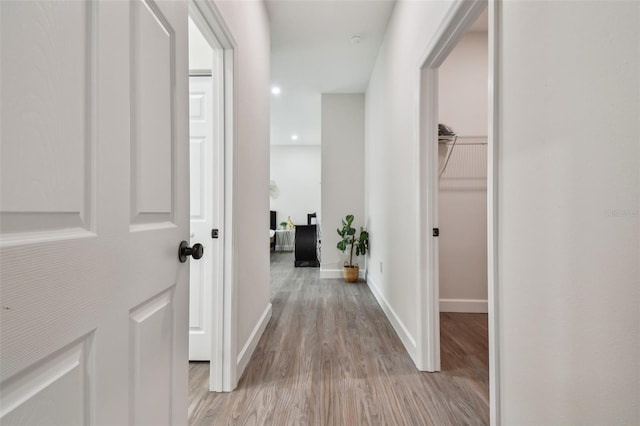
xmin=266 ymin=0 xmax=396 ymax=146
xmin=266 ymin=1 xmax=487 ymax=147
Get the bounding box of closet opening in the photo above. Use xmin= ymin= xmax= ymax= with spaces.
xmin=436 ymin=8 xmax=489 ymax=396
xmin=416 ymin=1 xmax=498 ymax=419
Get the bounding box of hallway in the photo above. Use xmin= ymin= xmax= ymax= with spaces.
xmin=189 ymin=252 xmax=489 ymax=425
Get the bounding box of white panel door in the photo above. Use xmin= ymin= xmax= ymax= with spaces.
xmin=0 ymin=1 xmax=191 ymax=425
xmin=189 ymin=76 xmax=214 ymax=361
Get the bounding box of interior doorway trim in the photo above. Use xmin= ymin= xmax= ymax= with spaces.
xmin=416 ymin=0 xmax=500 ymax=424
xmin=189 ymin=0 xmax=238 ymax=392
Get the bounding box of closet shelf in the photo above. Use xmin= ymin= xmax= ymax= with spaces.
xmin=439 ymin=135 xmax=487 ymax=145
xmin=439 ymin=135 xmax=487 ymax=179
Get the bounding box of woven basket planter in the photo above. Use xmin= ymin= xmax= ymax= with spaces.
xmin=342 ymin=264 xmax=359 ymax=283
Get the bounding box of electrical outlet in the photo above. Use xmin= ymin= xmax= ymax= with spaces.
xmin=379 ymin=261 xmax=383 ymax=274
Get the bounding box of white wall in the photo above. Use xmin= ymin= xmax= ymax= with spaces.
xmin=438 ymin=31 xmax=488 ymax=312
xmin=367 ymin=2 xmax=639 ymax=422
xmin=213 ymin=0 xmax=271 ymax=382
xmin=188 ymin=16 xmax=213 ymax=71
xmin=321 ymin=94 xmax=365 ymax=276
xmin=438 ymin=186 xmax=487 ymax=309
xmin=497 ymin=1 xmax=639 ymax=423
xmin=365 ymin=0 xmax=452 ymax=355
xmin=270 ymin=146 xmax=321 ymax=226
xmin=439 ymin=31 xmax=487 ymax=136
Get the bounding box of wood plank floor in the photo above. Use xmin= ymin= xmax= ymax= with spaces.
xmin=189 ymin=252 xmax=489 ymax=425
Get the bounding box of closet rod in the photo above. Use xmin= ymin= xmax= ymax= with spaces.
xmin=189 ymin=69 xmax=213 ymax=77
xmin=439 ymin=135 xmax=487 ymax=146
xmin=441 ymin=142 xmax=487 ymax=146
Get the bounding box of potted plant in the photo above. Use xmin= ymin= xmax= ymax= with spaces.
xmin=337 ymin=214 xmax=369 ymax=283
xmin=279 ymin=221 xmax=288 ymax=230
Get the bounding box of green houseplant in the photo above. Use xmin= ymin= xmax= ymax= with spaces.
xmin=337 ymin=214 xmax=369 ymax=283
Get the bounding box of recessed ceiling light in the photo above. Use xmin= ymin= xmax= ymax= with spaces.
xmin=350 ymin=35 xmax=362 ymax=44
xmin=271 ymin=86 xmax=281 ymax=95
xmin=291 ymin=134 xmax=299 ymax=141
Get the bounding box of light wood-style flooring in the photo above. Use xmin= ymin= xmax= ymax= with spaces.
xmin=189 ymin=252 xmax=489 ymax=425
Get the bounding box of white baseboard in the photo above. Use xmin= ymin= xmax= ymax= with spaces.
xmin=440 ymin=298 xmax=488 ymax=313
xmin=319 ymin=268 xmax=366 ymax=280
xmin=236 ymin=303 xmax=272 ymax=377
xmin=366 ymin=276 xmax=417 ymax=361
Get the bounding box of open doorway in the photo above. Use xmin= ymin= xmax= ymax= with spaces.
xmin=437 ymin=13 xmax=489 ymax=313
xmin=417 ymin=0 xmax=499 ymax=420
xmin=268 ymin=143 xmax=322 ymax=303
xmin=268 ymin=90 xmax=322 ymax=279
xmin=187 ymin=5 xmax=231 ymax=393
xmin=268 ymin=147 xmax=321 ymax=255
xmin=188 ymin=16 xmax=217 ymax=363
xmin=436 ymin=5 xmax=489 ymax=405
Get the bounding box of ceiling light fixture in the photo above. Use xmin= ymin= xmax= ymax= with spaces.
xmin=271 ymin=86 xmax=281 ymax=95
xmin=350 ymin=35 xmax=362 ymax=44
xmin=291 ymin=134 xmax=299 ymax=141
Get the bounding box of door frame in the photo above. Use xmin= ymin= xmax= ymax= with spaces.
xmin=416 ymin=0 xmax=500 ymax=423
xmin=189 ymin=0 xmax=238 ymax=392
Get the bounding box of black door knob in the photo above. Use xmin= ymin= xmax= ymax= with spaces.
xmin=178 ymin=241 xmax=204 ymax=263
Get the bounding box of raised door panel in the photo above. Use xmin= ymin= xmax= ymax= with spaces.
xmin=189 ymin=248 xmax=205 ymax=333
xmin=189 ymin=136 xmax=205 ymax=332
xmin=0 ymin=336 xmax=93 ymax=425
xmin=129 ymin=289 xmax=174 ymax=425
xmin=189 ymin=91 xmax=206 ymax=121
xmin=0 ymin=1 xmax=93 ymax=235
xmin=130 ymin=0 xmax=175 ymax=228
xmin=190 ymin=136 xmax=206 ymax=220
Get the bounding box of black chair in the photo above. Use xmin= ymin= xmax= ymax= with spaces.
xmin=307 ymin=212 xmax=317 ymax=225
xmin=295 ymin=224 xmax=319 ymax=267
